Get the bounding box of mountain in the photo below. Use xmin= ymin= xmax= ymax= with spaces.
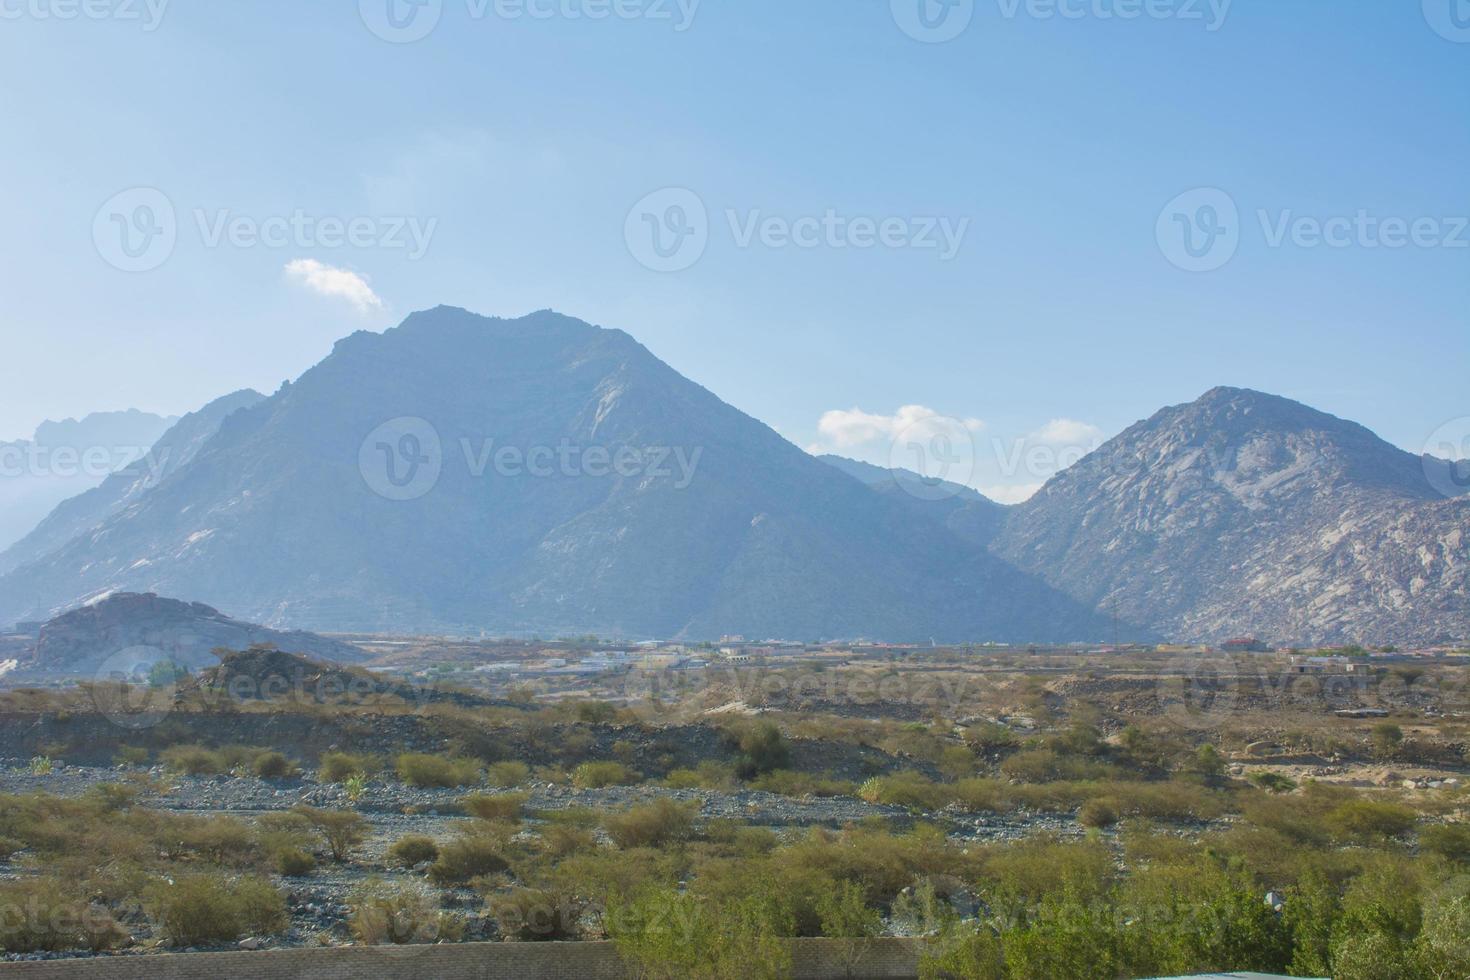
xmin=0 ymin=390 xmax=264 ymax=576
xmin=22 ymin=592 xmax=368 ymax=678
xmin=0 ymin=410 xmax=177 ymax=552
xmin=819 ymin=454 xmax=1009 ymax=549
xmin=990 ymin=387 xmax=1469 ymax=646
xmin=0 ymin=308 xmax=1112 ymax=643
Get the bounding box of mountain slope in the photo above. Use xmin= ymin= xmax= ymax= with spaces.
xmin=0 ymin=410 xmax=177 ymax=552
xmin=0 ymin=390 xmax=264 ymax=576
xmin=990 ymin=387 xmax=1469 ymax=646
xmin=0 ymin=308 xmax=1111 ymax=642
xmin=819 ymin=454 xmax=1009 ymax=549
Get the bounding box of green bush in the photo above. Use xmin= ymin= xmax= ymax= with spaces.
xmin=1078 ymin=798 xmax=1120 ymax=829
xmin=610 ymin=885 xmax=793 ymax=980
xmin=388 ymin=834 xmax=441 ymax=867
xmin=571 ymin=761 xmax=639 ymax=789
xmin=145 ymin=874 xmax=286 ymax=946
xmin=1326 ymin=800 xmax=1417 ymax=843
xmin=292 ymin=806 xmax=368 ymax=862
xmin=272 ymin=846 xmax=316 ymax=877
xmin=735 ymin=722 xmax=791 ymax=778
xmin=485 ymin=760 xmax=530 ymax=788
xmin=161 ymin=745 xmax=225 ymax=776
xmin=489 ymin=887 xmax=585 ymax=941
xmin=0 ymin=880 xmax=126 ymax=952
xmin=319 ymin=751 xmax=375 ymax=783
xmin=114 ymin=745 xmax=150 ymax=766
xmin=350 ymin=879 xmax=463 ymax=945
xmin=252 ymin=752 xmax=294 ymax=779
xmin=605 ymin=799 xmax=696 ymax=849
xmin=1421 ymin=823 xmax=1470 ymax=865
xmin=428 ymin=834 xmax=510 ymax=886
xmin=395 ymin=753 xmax=481 ymax=788
xmin=462 ymin=792 xmax=528 ymax=823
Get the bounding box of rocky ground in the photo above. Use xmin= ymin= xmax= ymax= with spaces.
xmin=0 ymin=759 xmax=1086 ymax=960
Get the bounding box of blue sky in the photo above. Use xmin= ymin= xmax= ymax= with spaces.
xmin=1 ymin=0 xmax=1465 ymax=500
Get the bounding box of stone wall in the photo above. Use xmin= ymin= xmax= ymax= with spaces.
xmin=0 ymin=938 xmax=925 ymax=979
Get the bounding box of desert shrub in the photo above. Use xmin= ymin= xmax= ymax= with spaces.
xmin=964 ymin=721 xmax=1019 ymax=753
xmin=574 ymin=700 xmax=618 ymax=723
xmin=0 ymin=880 xmax=126 ymax=952
xmin=428 ymin=834 xmax=510 ymax=886
xmin=747 ymin=769 xmax=851 ymax=798
xmin=1000 ymin=748 xmax=1112 ymax=783
xmin=485 ymin=760 xmax=530 ymax=788
xmin=388 ymin=834 xmax=441 ymax=867
xmin=252 ymin=752 xmax=294 ymax=779
xmin=539 ymin=823 xmax=598 ymax=859
xmin=1249 ymin=771 xmax=1298 ymax=793
xmin=292 ymin=806 xmax=368 ymax=862
xmin=84 ymin=782 xmax=138 ymax=813
xmin=1078 ymin=798 xmax=1120 ymax=828
xmin=489 ymin=887 xmax=586 ymax=941
xmin=605 ymin=799 xmax=696 ymax=849
xmin=857 ymin=772 xmax=947 ymax=810
xmin=610 ymin=885 xmax=793 ymax=980
xmin=161 ymin=745 xmax=225 ymax=776
xmin=318 ymin=751 xmax=375 ymax=783
xmin=114 ymin=745 xmax=150 ymax=766
xmin=1420 ymin=823 xmax=1470 ymax=864
xmin=462 ymin=792 xmax=528 ymax=823
xmin=571 ymin=761 xmax=639 ymax=789
xmin=178 ymin=814 xmax=255 ymax=865
xmin=1414 ymin=891 xmax=1470 ymax=979
xmin=662 ymin=768 xmax=703 ymax=790
xmin=735 ymin=722 xmax=791 ymax=778
xmin=273 ymin=846 xmax=316 ymax=877
xmin=951 ymin=778 xmax=1012 ymax=813
xmin=396 ymin=753 xmax=481 ymax=788
xmin=1325 ymin=800 xmax=1417 ymax=844
xmin=350 ymin=879 xmax=463 ymax=945
xmin=145 ymin=874 xmax=286 ymax=946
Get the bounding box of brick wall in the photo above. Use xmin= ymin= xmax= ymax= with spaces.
xmin=0 ymin=938 xmax=925 ymax=980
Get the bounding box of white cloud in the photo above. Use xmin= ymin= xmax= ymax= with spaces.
xmin=816 ymin=405 xmax=984 ymax=449
xmin=979 ymin=483 xmax=1044 ymax=505
xmin=284 ymin=259 xmax=384 ymax=313
xmin=1030 ymin=418 xmax=1104 ymax=447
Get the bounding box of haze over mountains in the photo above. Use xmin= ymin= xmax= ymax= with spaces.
xmin=0 ymin=308 xmax=1464 ymax=647
xmin=0 ymin=410 xmax=177 ymax=553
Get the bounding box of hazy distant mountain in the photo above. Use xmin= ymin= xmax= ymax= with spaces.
xmin=22 ymin=592 xmax=366 ymax=678
xmin=0 ymin=390 xmax=264 ymax=576
xmin=0 ymin=308 xmax=1110 ymax=642
xmin=991 ymin=387 xmax=1470 ymax=646
xmin=0 ymin=410 xmax=177 ymax=553
xmin=819 ymin=454 xmax=1009 ymax=548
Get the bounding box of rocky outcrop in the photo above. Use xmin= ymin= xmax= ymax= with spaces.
xmin=991 ymin=387 xmax=1469 ymax=646
xmin=25 ymin=592 xmax=368 ymax=678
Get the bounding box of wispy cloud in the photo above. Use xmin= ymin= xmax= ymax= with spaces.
xmin=284 ymin=259 xmax=384 ymax=313
xmin=816 ymin=405 xmax=984 ymax=449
